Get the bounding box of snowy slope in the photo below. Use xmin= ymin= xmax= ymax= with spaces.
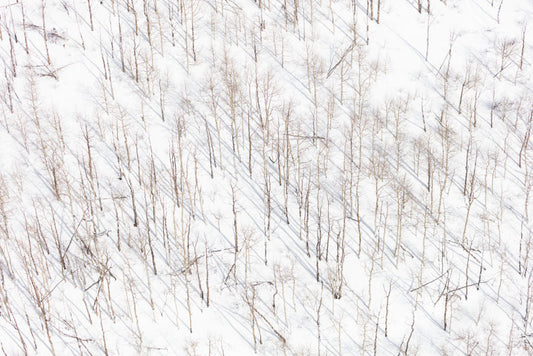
xmin=0 ymin=0 xmax=532 ymax=354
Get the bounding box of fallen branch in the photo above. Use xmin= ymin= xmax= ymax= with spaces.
xmin=327 ymin=40 xmax=357 ymax=79
xmin=447 ymin=280 xmax=488 ymax=295
xmin=410 ymin=269 xmax=449 ymax=293
xmin=254 ymin=308 xmax=286 ymax=344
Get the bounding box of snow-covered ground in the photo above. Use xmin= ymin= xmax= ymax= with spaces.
xmin=0 ymin=0 xmax=532 ymax=354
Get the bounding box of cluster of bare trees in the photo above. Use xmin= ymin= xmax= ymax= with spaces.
xmin=0 ymin=0 xmax=532 ymax=354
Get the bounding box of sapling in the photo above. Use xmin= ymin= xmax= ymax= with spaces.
xmin=384 ymin=282 xmax=392 ymax=337
xmin=520 ymin=22 xmax=527 ymax=70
